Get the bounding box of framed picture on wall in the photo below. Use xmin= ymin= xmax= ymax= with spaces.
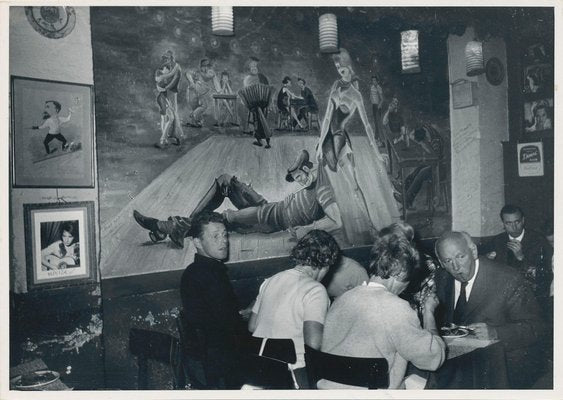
xmin=24 ymin=202 xmax=97 ymax=291
xmin=10 ymin=76 xmax=95 ymax=188
xmin=523 ymin=98 xmax=553 ymax=134
xmin=522 ymin=63 xmax=552 ymax=94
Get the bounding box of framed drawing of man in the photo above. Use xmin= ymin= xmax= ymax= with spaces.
xmin=24 ymin=202 xmax=97 ymax=290
xmin=11 ymin=76 xmax=95 ymax=187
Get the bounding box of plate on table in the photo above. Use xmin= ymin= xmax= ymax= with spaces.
xmin=440 ymin=327 xmax=469 ymax=339
xmin=10 ymin=370 xmax=60 ymax=390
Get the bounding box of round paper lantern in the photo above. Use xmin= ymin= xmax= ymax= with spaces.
xmin=211 ymin=6 xmax=233 ymax=36
xmin=465 ymin=40 xmax=485 ymax=76
xmin=319 ymin=13 xmax=338 ymax=53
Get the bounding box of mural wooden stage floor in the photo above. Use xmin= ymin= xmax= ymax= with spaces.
xmin=100 ymin=135 xmax=400 ymax=278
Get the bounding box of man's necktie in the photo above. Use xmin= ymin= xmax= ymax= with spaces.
xmin=453 ymin=281 xmax=468 ymax=324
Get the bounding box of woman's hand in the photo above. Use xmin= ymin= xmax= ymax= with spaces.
xmin=422 ymin=292 xmax=440 ymax=314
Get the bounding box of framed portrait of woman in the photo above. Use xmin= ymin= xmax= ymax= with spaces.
xmin=23 ymin=201 xmax=97 ymax=290
xmin=523 ymin=98 xmax=553 ymax=134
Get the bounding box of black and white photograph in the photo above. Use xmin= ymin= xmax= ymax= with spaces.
xmin=524 ymin=98 xmax=553 ymax=133
xmin=523 ymin=63 xmax=553 ymax=94
xmin=23 ymin=201 xmax=96 ymax=291
xmin=2 ymin=3 xmax=559 ymax=398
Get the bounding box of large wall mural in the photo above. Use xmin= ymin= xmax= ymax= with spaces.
xmin=91 ymin=7 xmax=451 ymax=277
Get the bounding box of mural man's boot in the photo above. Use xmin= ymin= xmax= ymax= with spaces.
xmin=133 ymin=210 xmax=168 ymax=242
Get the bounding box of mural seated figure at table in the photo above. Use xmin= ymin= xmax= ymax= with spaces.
xmin=317 ymin=48 xmax=399 ymax=240
xmin=133 ymin=149 xmax=343 ymax=249
xmin=434 ymin=231 xmax=546 ymax=389
xmin=296 ymin=77 xmax=318 ymax=130
xmin=392 ymin=123 xmax=445 ymax=209
xmin=277 ymin=76 xmax=304 ymax=130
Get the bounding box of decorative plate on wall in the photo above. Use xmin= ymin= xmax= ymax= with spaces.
xmin=486 ymin=57 xmax=505 ymax=86
xmin=25 ymin=6 xmax=76 ymax=39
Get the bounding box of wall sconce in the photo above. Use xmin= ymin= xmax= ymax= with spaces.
xmin=319 ymin=13 xmax=338 ymax=53
xmin=211 ymin=6 xmax=233 ymax=36
xmin=465 ymin=40 xmax=485 ymax=76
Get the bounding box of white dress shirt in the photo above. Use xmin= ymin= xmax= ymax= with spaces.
xmin=454 ymin=259 xmax=480 ymax=305
xmin=509 ymin=229 xmax=525 ymax=242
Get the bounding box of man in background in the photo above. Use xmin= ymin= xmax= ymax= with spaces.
xmin=480 ymin=205 xmax=552 ymax=299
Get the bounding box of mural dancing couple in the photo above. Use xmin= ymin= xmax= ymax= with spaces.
xmin=136 ymin=48 xmax=399 ymax=248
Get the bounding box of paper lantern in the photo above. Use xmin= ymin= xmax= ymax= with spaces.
xmin=211 ymin=6 xmax=233 ymax=36
xmin=401 ymin=30 xmax=420 ymax=73
xmin=319 ymin=13 xmax=338 ymax=53
xmin=465 ymin=40 xmax=485 ymax=76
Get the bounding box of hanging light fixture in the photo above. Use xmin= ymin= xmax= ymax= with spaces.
xmin=319 ymin=13 xmax=338 ymax=53
xmin=465 ymin=40 xmax=485 ymax=76
xmin=211 ymin=6 xmax=233 ymax=36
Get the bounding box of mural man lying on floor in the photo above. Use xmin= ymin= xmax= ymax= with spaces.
xmin=133 ymin=149 xmax=344 ymax=248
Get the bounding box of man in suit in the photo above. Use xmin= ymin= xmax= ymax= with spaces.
xmin=434 ymin=231 xmax=546 ymax=388
xmin=481 ymin=205 xmax=552 ymax=298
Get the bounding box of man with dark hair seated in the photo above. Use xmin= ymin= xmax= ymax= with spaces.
xmin=248 ymin=229 xmax=341 ymax=389
xmin=133 ymin=149 xmax=342 ymax=248
xmin=179 ymin=211 xmax=246 ymax=389
xmin=482 ymin=205 xmax=552 ymax=270
xmin=481 ymin=204 xmax=553 ymax=303
xmin=321 ymin=233 xmax=446 ymax=389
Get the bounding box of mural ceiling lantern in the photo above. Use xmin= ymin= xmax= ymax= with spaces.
xmin=465 ymin=40 xmax=485 ymax=76
xmin=211 ymin=6 xmax=234 ymax=36
xmin=401 ymin=30 xmax=421 ymax=73
xmin=319 ymin=13 xmax=339 ymax=53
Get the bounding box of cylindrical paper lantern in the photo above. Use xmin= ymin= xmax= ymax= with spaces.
xmin=319 ymin=13 xmax=338 ymax=53
xmin=465 ymin=40 xmax=485 ymax=76
xmin=211 ymin=6 xmax=233 ymax=36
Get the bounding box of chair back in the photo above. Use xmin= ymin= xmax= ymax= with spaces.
xmin=238 ymin=336 xmax=296 ymax=364
xmin=239 ymin=336 xmax=297 ymax=390
xmin=304 ymin=345 xmax=389 ymax=389
xmin=176 ymin=309 xmax=212 ymax=359
xmin=129 ymin=328 xmax=183 ymax=389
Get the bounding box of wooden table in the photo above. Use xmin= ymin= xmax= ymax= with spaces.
xmin=425 ymin=336 xmax=509 ymax=389
xmin=289 ymin=98 xmax=307 ymax=131
xmin=445 ymin=335 xmax=498 ymax=360
xmin=10 ymin=359 xmax=71 ymax=391
xmin=382 ymin=128 xmax=440 ymax=220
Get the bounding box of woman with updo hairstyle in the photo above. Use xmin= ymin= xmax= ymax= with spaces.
xmin=316 ymin=48 xmax=399 ymax=243
xmin=321 ymin=233 xmax=446 ymax=389
xmin=248 ymin=230 xmax=340 ymax=388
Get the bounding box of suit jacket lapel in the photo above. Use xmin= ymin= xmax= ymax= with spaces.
xmin=463 ymin=259 xmax=490 ymax=321
xmin=439 ymin=271 xmax=456 ymax=323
